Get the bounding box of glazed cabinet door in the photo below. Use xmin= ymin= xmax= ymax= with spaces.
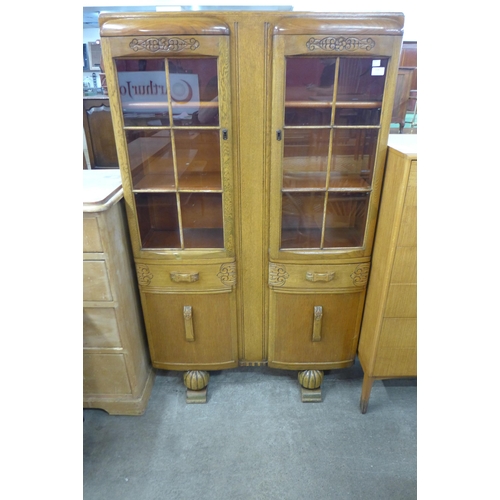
xmin=269 ymin=27 xmax=399 ymax=260
xmin=101 ymin=24 xmax=234 ymax=259
xmin=267 ymin=17 xmax=403 ymax=372
xmin=100 ymin=17 xmax=238 ymax=372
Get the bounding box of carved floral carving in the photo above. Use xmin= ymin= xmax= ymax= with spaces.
xmin=268 ymin=263 xmax=289 ymax=287
xmin=129 ymin=37 xmax=200 ymax=53
xmin=306 ymin=36 xmax=375 ymax=52
xmin=217 ymin=263 xmax=237 ymax=287
xmin=136 ymin=264 xmax=153 ymax=286
xmin=350 ymin=263 xmax=370 ymax=286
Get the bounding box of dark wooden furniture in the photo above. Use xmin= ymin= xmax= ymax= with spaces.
xmin=83 ymin=97 xmax=119 ymax=169
xmin=391 ymin=67 xmax=414 ymax=133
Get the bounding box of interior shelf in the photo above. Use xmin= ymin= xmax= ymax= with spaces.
xmin=133 ymin=172 xmax=222 ymax=192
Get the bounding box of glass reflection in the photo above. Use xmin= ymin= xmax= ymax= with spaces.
xmin=116 ymin=59 xmax=169 ymax=126
xmin=170 ymin=58 xmax=219 ymax=126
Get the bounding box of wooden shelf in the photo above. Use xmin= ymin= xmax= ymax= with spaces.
xmin=133 ymin=172 xmax=222 ymax=192
xmin=282 ymin=173 xmax=371 ymax=191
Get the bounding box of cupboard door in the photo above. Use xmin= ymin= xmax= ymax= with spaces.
xmin=270 ymin=29 xmax=400 ymax=260
xmin=141 ymin=291 xmax=238 ymax=370
xmin=269 ymin=290 xmax=366 ymax=370
xmin=102 ymin=30 xmax=234 ymax=259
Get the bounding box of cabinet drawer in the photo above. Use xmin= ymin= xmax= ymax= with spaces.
xmin=83 ymin=308 xmax=121 ymax=348
xmin=268 ymin=262 xmax=370 ymax=291
xmin=83 ymin=261 xmax=113 ymax=301
xmin=83 ymin=353 xmax=131 ymax=395
xmin=135 ymin=261 xmax=236 ymax=291
xmin=83 ymin=217 xmax=103 ymax=253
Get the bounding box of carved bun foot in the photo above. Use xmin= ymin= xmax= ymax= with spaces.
xmin=298 ymin=370 xmax=324 ymax=403
xmin=184 ymin=371 xmax=210 ymax=404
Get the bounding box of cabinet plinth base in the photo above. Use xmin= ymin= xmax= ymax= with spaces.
xmin=184 ymin=371 xmax=210 ymax=404
xmin=186 ymin=388 xmax=208 ymax=404
xmin=300 ymin=387 xmax=322 ymax=403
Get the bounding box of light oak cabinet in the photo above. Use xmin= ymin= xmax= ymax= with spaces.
xmin=83 ymin=171 xmax=155 ymax=414
xmin=99 ymin=11 xmax=404 ymax=402
xmin=357 ymin=135 xmax=417 ymax=413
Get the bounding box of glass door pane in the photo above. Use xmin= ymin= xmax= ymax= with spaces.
xmin=126 ymin=129 xmax=175 ymax=191
xmin=329 ymin=128 xmax=378 ymax=189
xmin=169 ymin=58 xmax=219 ymax=126
xmin=281 ymin=192 xmax=325 ymax=249
xmin=135 ymin=192 xmax=181 ymax=249
xmin=117 ymin=56 xmax=226 ymax=251
xmin=116 ymin=59 xmax=169 ymax=126
xmin=180 ymin=193 xmax=224 ymax=248
xmin=283 ymin=129 xmax=329 ymax=190
xmin=175 ymin=130 xmax=221 ymax=190
xmin=285 ymin=57 xmax=335 ymax=126
xmin=278 ymin=55 xmax=387 ymax=252
xmin=323 ymin=192 xmax=369 ymax=248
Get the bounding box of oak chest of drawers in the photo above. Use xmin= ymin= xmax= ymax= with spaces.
xmin=357 ymin=135 xmax=417 ymax=413
xmin=83 ymin=170 xmax=155 ymax=414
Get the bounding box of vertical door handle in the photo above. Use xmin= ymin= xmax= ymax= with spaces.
xmin=184 ymin=306 xmax=195 ymax=342
xmin=312 ymin=306 xmax=323 ymax=342
xmin=276 ymin=129 xmax=282 ymax=141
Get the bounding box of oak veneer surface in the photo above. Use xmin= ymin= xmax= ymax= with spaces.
xmin=83 ymin=170 xmax=154 ymax=415
xmin=99 ymin=12 xmax=404 ymax=376
xmin=357 ymin=134 xmax=416 ymax=411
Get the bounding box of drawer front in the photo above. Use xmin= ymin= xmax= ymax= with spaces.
xmin=142 ymin=290 xmax=237 ymax=370
xmin=385 ymin=284 xmax=417 ymax=318
xmin=83 ymin=217 xmax=103 ymax=253
xmin=391 ymin=246 xmax=417 ymax=283
xmin=83 ymin=353 xmax=131 ymax=395
xmin=374 ymin=317 xmax=417 ymax=376
xmin=268 ymin=262 xmax=370 ymax=291
xmin=83 ymin=308 xmax=121 ymax=348
xmin=397 ymin=205 xmax=417 ymax=247
xmin=83 ymin=261 xmax=113 ymax=301
xmin=135 ymin=261 xmax=236 ymax=291
xmin=269 ymin=289 xmax=365 ymax=369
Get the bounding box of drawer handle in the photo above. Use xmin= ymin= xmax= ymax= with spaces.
xmin=170 ymin=272 xmax=199 ymax=283
xmin=306 ymin=271 xmax=335 ymax=282
xmin=184 ymin=306 xmax=195 ymax=342
xmin=313 ymin=306 xmax=323 ymax=342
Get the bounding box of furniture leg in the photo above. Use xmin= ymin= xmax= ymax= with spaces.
xmin=298 ymin=370 xmax=324 ymax=402
xmin=360 ymin=374 xmax=375 ymax=414
xmin=184 ymin=370 xmax=210 ymax=404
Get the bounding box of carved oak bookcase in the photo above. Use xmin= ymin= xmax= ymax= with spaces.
xmin=99 ymin=12 xmax=403 ymax=402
